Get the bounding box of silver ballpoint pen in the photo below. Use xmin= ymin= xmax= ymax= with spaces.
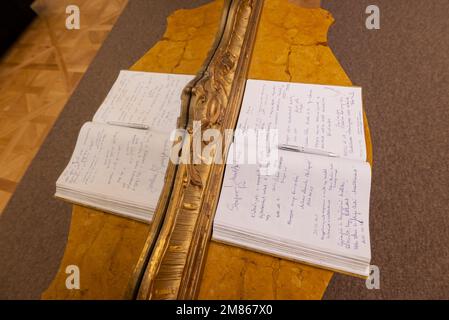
xmin=107 ymin=121 xmax=149 ymax=130
xmin=278 ymin=143 xmax=338 ymax=157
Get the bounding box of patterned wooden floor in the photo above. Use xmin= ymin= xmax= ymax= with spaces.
xmin=0 ymin=0 xmax=128 ymax=213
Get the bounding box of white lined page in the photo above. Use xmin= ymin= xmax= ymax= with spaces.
xmin=214 ymin=149 xmax=372 ymax=260
xmin=93 ymin=71 xmax=194 ymax=133
xmin=56 ymin=122 xmax=171 ymax=208
xmin=240 ymin=80 xmax=367 ymax=161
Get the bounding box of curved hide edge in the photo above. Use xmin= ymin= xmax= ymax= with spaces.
xmin=198 ymin=0 xmax=373 ymax=300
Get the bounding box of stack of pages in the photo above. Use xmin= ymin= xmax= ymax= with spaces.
xmin=56 ymin=70 xmax=194 ymax=222
xmin=213 ymin=80 xmax=372 ymax=276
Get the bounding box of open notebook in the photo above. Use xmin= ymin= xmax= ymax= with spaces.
xmin=56 ymin=71 xmax=372 ymax=276
xmin=55 ymin=71 xmax=194 ymax=222
xmin=213 ymin=80 xmax=372 ymax=276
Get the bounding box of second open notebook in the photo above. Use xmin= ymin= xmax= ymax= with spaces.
xmin=213 ymin=79 xmax=372 ymax=277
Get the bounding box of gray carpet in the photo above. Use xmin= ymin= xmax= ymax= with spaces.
xmin=321 ymin=0 xmax=449 ymax=299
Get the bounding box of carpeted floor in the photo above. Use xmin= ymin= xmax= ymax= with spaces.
xmin=0 ymin=0 xmax=448 ymax=299
xmin=321 ymin=0 xmax=449 ymax=299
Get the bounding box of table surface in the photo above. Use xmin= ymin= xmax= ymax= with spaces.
xmin=42 ymin=0 xmax=372 ymax=299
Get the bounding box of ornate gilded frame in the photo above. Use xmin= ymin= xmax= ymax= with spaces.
xmin=125 ymin=0 xmax=264 ymax=300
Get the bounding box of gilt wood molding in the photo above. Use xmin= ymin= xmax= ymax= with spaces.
xmin=136 ymin=0 xmax=265 ymax=300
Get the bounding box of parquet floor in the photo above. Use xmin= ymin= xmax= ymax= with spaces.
xmin=0 ymin=0 xmax=128 ymax=213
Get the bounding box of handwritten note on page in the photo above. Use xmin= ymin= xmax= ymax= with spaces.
xmin=214 ymin=77 xmax=372 ymax=275
xmin=56 ymin=122 xmax=171 ymax=211
xmin=93 ymin=71 xmax=194 ymax=132
xmin=240 ymin=80 xmax=367 ymax=161
xmin=215 ymin=148 xmax=371 ymax=256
